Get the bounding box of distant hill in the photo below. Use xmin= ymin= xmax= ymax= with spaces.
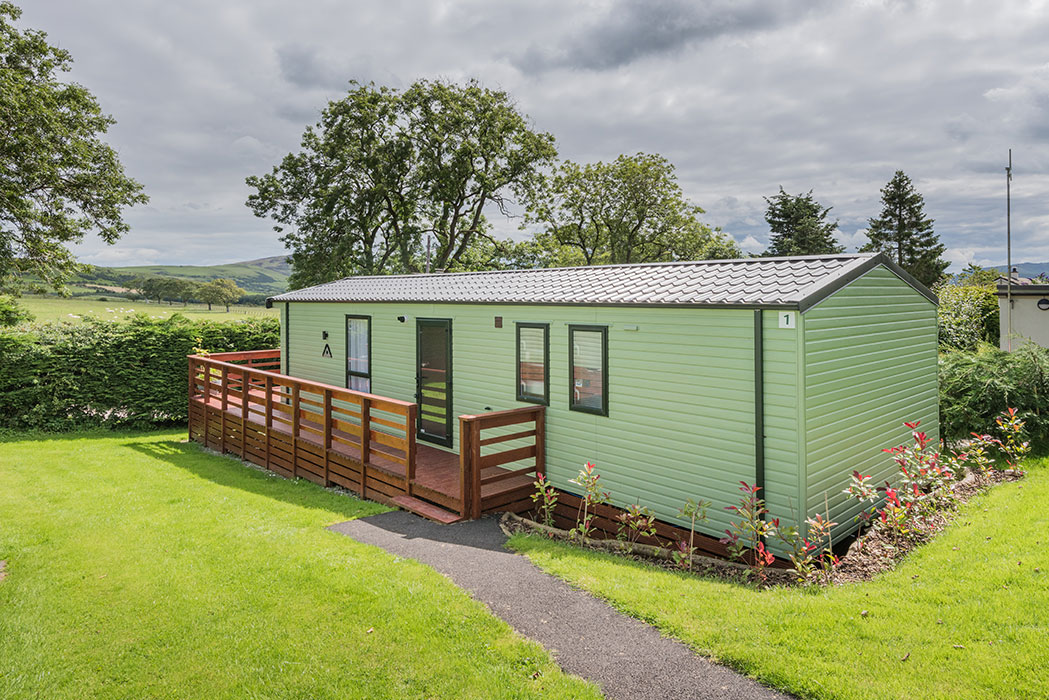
xmin=80 ymin=255 xmax=291 ymax=294
xmin=994 ymin=262 xmax=1049 ymax=278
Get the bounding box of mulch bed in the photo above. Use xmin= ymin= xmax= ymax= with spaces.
xmin=507 ymin=468 xmax=1025 ymax=588
xmin=501 ymin=512 xmax=797 ymax=587
xmin=831 ymin=468 xmax=1024 ymax=584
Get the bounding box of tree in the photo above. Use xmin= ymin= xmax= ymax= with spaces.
xmin=937 ymin=283 xmax=998 ymax=350
xmin=763 ymin=188 xmax=843 ymax=257
xmin=954 ymin=263 xmax=999 ymax=288
xmin=0 ymin=294 xmax=32 ymax=326
xmin=0 ymin=2 xmax=147 ymax=291
xmin=171 ymin=279 xmax=198 ymax=306
xmin=526 ymin=153 xmax=740 ymax=265
xmin=246 ymin=80 xmax=557 ymax=288
xmin=134 ymin=276 xmax=181 ymax=304
xmin=861 ymin=171 xmax=946 ymax=287
xmin=198 ymin=278 xmax=244 ymax=311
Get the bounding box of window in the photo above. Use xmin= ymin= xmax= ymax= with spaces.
xmin=346 ymin=315 xmax=371 ymax=393
xmin=569 ymin=325 xmax=607 ymax=416
xmin=516 ymin=323 xmax=549 ymax=405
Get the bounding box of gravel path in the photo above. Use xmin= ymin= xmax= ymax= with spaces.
xmin=329 ymin=511 xmax=790 ymax=700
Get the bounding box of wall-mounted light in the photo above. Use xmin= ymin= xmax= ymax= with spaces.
xmin=322 ymin=330 xmax=329 ymax=339
xmin=397 ymin=315 xmax=407 ymax=323
xmin=1038 ymin=298 xmax=1049 ymax=311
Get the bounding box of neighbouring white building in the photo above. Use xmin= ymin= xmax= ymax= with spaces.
xmin=997 ymin=274 xmax=1049 ymax=349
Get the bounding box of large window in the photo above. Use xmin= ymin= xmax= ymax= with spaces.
xmin=516 ymin=322 xmax=549 ymax=405
xmin=346 ymin=315 xmax=371 ymax=393
xmin=569 ymin=325 xmax=607 ymax=416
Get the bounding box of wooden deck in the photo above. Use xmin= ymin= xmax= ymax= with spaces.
xmin=188 ymin=350 xmax=542 ymax=521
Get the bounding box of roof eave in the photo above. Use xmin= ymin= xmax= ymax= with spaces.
xmin=266 ymin=298 xmax=802 ymax=310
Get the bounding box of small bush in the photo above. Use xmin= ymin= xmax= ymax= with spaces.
xmin=939 ymin=342 xmax=1049 ymax=445
xmin=0 ymin=314 xmax=279 ymax=430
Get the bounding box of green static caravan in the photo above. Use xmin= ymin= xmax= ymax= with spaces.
xmin=267 ymin=253 xmax=938 ymax=547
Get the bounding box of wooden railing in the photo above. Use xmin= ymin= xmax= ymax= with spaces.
xmin=188 ymin=350 xmax=417 ymax=491
xmin=458 ymin=406 xmax=545 ymax=519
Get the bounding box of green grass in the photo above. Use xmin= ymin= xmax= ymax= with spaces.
xmin=510 ymin=460 xmax=1049 ymax=700
xmin=0 ymin=431 xmax=599 ymax=699
xmin=17 ymin=295 xmax=277 ymax=323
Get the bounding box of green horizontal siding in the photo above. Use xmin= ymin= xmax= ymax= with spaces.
xmin=802 ymin=266 xmax=939 ymax=541
xmin=762 ymin=310 xmax=803 ymax=545
xmin=283 ymin=301 xmax=766 ymax=539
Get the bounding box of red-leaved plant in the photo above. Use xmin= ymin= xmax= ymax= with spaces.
xmin=569 ymin=462 xmax=610 ymax=540
xmin=616 ymin=503 xmax=658 ymax=546
xmin=531 ymin=473 xmax=558 ymax=527
xmin=720 ymin=482 xmax=778 ymax=581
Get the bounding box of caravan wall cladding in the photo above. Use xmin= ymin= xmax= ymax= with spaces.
xmin=279 ymin=266 xmax=938 ymax=547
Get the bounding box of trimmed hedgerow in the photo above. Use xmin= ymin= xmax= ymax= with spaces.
xmin=0 ymin=315 xmax=278 ymax=430
xmin=939 ymin=342 xmax=1049 ymax=446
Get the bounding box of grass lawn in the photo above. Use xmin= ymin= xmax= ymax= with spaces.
xmin=0 ymin=431 xmax=599 ymax=699
xmin=510 ymin=458 xmax=1049 ymax=700
xmin=16 ymin=295 xmax=277 ymax=324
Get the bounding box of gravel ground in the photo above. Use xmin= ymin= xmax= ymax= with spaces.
xmin=329 ymin=511 xmax=790 ymax=700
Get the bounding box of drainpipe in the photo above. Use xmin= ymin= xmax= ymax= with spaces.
xmin=754 ymin=310 xmax=765 ymax=495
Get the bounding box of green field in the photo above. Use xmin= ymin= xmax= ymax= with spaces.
xmin=83 ymin=255 xmax=291 ymax=295
xmin=17 ymin=295 xmax=278 ymax=324
xmin=0 ymin=431 xmax=598 ymax=699
xmin=511 ymin=460 xmax=1049 ymax=700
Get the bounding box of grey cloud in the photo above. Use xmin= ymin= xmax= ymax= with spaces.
xmin=512 ymin=0 xmax=825 ymax=74
xmin=18 ymin=0 xmax=1049 ymax=268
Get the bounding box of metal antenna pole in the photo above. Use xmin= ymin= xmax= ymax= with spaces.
xmin=1006 ymin=149 xmax=1013 ymax=351
xmin=425 ymin=235 xmax=432 ymax=274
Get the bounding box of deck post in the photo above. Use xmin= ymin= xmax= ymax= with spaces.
xmin=291 ymin=383 xmax=300 ymax=479
xmin=470 ymin=420 xmax=482 ymax=519
xmin=323 ymin=388 xmax=332 ymax=487
xmin=534 ymin=406 xmax=546 ymax=477
xmin=187 ymin=357 xmax=195 ymax=441
xmin=264 ymin=375 xmax=273 ymax=471
xmin=220 ymin=365 xmax=229 ymax=454
xmin=359 ymin=397 xmax=370 ymax=498
xmin=458 ymin=416 xmax=471 ymax=518
xmin=202 ymin=363 xmax=211 ymax=448
xmin=240 ymin=367 xmax=250 ymax=457
xmin=406 ymin=404 xmax=417 ymax=497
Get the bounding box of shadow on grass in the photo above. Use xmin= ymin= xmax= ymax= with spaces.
xmin=126 ymin=439 xmax=383 ymax=521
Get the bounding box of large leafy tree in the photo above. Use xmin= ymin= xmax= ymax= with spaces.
xmin=198 ymin=278 xmax=245 ymax=312
xmin=763 ymin=188 xmax=843 ymax=257
xmin=0 ymin=2 xmax=147 ymax=290
xmin=526 ymin=153 xmax=739 ymax=265
xmin=246 ymin=80 xmax=556 ymax=288
xmin=861 ymin=170 xmax=946 ymax=287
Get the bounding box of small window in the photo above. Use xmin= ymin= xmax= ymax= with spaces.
xmin=516 ymin=323 xmax=549 ymax=405
xmin=346 ymin=315 xmax=371 ymax=393
xmin=569 ymin=325 xmax=607 ymax=416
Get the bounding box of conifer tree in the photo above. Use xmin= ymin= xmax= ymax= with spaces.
xmin=763 ymin=188 xmax=844 ymax=257
xmin=862 ymin=171 xmax=946 ymax=286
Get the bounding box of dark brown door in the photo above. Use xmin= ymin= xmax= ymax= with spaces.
xmin=416 ymin=319 xmax=452 ymax=446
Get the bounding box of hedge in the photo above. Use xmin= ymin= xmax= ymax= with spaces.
xmin=939 ymin=342 xmax=1049 ymax=446
xmin=0 ymin=315 xmax=279 ymax=430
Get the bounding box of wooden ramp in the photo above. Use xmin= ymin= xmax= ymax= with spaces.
xmin=187 ymin=350 xmax=542 ymax=523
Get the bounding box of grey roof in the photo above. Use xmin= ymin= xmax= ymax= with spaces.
xmin=996 ymin=276 xmax=1049 ymax=296
xmin=269 ymin=252 xmax=936 ymax=310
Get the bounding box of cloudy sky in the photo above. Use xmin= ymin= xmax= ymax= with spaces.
xmin=22 ymin=0 xmax=1049 ymax=268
